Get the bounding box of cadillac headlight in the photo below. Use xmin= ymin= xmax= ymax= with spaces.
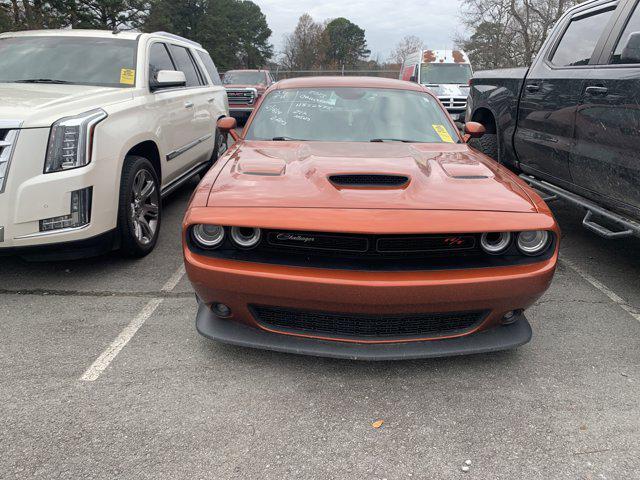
xmin=44 ymin=109 xmax=107 ymax=173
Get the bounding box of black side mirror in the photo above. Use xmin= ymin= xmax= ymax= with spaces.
xmin=409 ymin=75 xmax=417 ymax=82
xmin=621 ymin=32 xmax=640 ymax=63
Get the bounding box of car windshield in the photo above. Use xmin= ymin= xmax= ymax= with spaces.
xmin=245 ymin=87 xmax=460 ymax=144
xmin=223 ymin=71 xmax=266 ymax=85
xmin=420 ymin=63 xmax=472 ymax=85
xmin=0 ymin=36 xmax=137 ymax=88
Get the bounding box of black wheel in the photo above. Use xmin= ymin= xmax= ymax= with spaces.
xmin=469 ymin=133 xmax=499 ymax=162
xmin=209 ymin=127 xmax=228 ymax=165
xmin=118 ymin=155 xmax=161 ymax=258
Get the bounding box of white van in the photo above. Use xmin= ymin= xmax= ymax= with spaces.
xmin=400 ymin=49 xmax=473 ymax=122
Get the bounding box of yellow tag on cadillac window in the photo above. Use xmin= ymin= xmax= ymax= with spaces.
xmin=120 ymin=68 xmax=136 ymax=85
xmin=432 ymin=124 xmax=454 ymax=143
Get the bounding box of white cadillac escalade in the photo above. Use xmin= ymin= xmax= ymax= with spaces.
xmin=0 ymin=29 xmax=229 ymax=259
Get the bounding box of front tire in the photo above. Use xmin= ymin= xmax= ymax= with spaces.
xmin=118 ymin=156 xmax=161 ymax=258
xmin=469 ymin=134 xmax=499 ymax=162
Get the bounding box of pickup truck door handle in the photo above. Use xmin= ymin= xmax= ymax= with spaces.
xmin=184 ymin=101 xmax=195 ymax=109
xmin=525 ymin=84 xmax=540 ymax=93
xmin=585 ymin=86 xmax=608 ymax=96
xmin=207 ymin=98 xmax=215 ymax=103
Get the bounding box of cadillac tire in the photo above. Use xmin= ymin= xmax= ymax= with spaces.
xmin=118 ymin=156 xmax=161 ymax=258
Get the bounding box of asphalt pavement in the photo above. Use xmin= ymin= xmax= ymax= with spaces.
xmin=1 ymin=175 xmax=639 ymax=479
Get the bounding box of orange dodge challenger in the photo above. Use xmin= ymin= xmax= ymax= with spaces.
xmin=183 ymin=77 xmax=559 ymax=360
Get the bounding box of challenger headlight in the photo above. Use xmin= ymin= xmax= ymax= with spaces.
xmin=44 ymin=109 xmax=107 ymax=173
xmin=517 ymin=230 xmax=550 ymax=256
xmin=192 ymin=224 xmax=225 ymax=248
xmin=480 ymin=232 xmax=512 ymax=255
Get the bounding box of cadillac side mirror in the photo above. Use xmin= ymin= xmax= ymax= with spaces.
xmin=217 ymin=117 xmax=240 ymax=141
xmin=620 ymin=32 xmax=640 ymax=63
xmin=464 ymin=121 xmax=486 ymax=140
xmin=151 ymin=70 xmax=186 ymax=91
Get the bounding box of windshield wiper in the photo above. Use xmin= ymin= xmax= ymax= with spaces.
xmin=271 ymin=136 xmax=307 ymax=141
xmin=14 ymin=78 xmax=72 ymax=84
xmin=370 ymin=138 xmax=420 ymax=143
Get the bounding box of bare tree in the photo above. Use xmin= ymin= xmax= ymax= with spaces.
xmin=387 ymin=35 xmax=424 ymax=64
xmin=281 ymin=13 xmax=324 ymax=70
xmin=458 ymin=0 xmax=580 ymax=69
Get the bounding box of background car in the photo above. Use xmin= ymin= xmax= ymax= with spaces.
xmin=400 ymin=49 xmax=473 ymax=122
xmin=222 ymin=69 xmax=275 ymax=123
xmin=183 ymin=77 xmax=559 ymax=360
xmin=0 ymin=29 xmax=229 ymax=259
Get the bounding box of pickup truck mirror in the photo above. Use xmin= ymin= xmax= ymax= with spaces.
xmin=620 ymin=32 xmax=640 ymax=63
xmin=217 ymin=117 xmax=240 ymax=141
xmin=151 ymin=70 xmax=186 ymax=91
xmin=464 ymin=121 xmax=486 ymax=139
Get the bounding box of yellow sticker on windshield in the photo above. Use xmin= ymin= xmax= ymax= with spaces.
xmin=432 ymin=124 xmax=454 ymax=143
xmin=120 ymin=68 xmax=136 ymax=85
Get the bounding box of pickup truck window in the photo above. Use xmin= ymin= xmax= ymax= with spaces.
xmin=551 ymin=9 xmax=614 ymax=66
xmin=149 ymin=43 xmax=175 ymax=83
xmin=223 ymin=71 xmax=266 ymax=85
xmin=0 ymin=36 xmax=136 ymax=88
xmin=611 ymin=3 xmax=640 ymax=64
xmin=168 ymin=44 xmax=203 ymax=87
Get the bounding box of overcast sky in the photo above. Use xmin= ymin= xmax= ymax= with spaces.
xmin=255 ymin=0 xmax=465 ymax=61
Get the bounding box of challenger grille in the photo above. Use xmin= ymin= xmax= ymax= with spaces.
xmin=226 ymin=88 xmax=256 ymax=105
xmin=265 ymin=231 xmax=475 ymax=255
xmin=251 ymin=305 xmax=488 ymax=340
xmin=329 ymin=174 xmax=409 ymax=188
xmin=0 ymin=122 xmax=21 ymax=194
xmin=438 ymin=96 xmax=467 ymax=111
xmin=189 ymin=228 xmax=556 ymax=271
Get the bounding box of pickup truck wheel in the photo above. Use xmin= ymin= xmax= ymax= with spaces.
xmin=470 ymin=134 xmax=499 ymax=163
xmin=118 ymin=156 xmax=161 ymax=258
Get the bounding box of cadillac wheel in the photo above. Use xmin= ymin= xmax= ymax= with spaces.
xmin=118 ymin=156 xmax=161 ymax=257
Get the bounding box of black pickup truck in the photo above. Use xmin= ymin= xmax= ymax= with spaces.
xmin=467 ymin=0 xmax=640 ymax=239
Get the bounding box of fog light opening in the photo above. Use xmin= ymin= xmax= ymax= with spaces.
xmin=501 ymin=309 xmax=523 ymax=325
xmin=212 ymin=303 xmax=232 ymax=318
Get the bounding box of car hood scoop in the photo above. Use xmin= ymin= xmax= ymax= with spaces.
xmin=209 ymin=141 xmax=536 ymax=213
xmin=328 ymin=174 xmax=410 ymax=188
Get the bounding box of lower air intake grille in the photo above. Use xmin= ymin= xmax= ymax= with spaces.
xmin=329 ymin=174 xmax=409 ymax=187
xmin=251 ymin=305 xmax=488 ymax=340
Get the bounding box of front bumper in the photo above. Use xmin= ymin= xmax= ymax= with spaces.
xmin=0 ymin=127 xmax=119 ymax=251
xmin=185 ymin=244 xmax=556 ymax=357
xmin=195 ymin=298 xmax=532 ymax=360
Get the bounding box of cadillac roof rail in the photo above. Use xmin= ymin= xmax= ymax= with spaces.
xmin=152 ymin=31 xmax=202 ymax=48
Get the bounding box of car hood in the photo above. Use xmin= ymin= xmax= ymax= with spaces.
xmin=207 ymin=141 xmax=536 ymax=213
xmin=0 ymin=83 xmax=133 ymax=128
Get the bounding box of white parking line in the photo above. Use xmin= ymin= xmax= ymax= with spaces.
xmin=161 ymin=264 xmax=186 ymax=292
xmin=560 ymin=257 xmax=640 ymax=324
xmin=80 ymin=264 xmax=187 ymax=382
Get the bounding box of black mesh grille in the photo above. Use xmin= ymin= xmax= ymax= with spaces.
xmin=376 ymin=236 xmax=475 ymax=253
xmin=251 ymin=305 xmax=487 ymax=340
xmin=267 ymin=231 xmax=368 ymax=252
xmin=329 ymin=174 xmax=409 ymax=187
xmin=0 ymin=129 xmax=8 ymax=141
